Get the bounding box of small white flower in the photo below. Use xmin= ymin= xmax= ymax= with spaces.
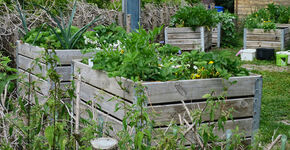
xmin=193 ymin=66 xmax=198 ymax=70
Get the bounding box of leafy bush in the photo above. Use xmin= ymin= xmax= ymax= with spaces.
xmin=0 ymin=53 xmax=17 ymax=95
xmin=244 ymin=3 xmax=290 ymax=30
xmin=91 ymin=27 xmax=248 ymax=82
xmin=83 ymin=23 xmax=127 ymax=49
xmin=23 ymin=26 xmax=86 ymax=49
xmin=170 ymin=4 xmax=219 ymax=30
xmin=216 ymin=11 xmax=239 ymax=48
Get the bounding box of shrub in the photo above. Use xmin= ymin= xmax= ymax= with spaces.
xmin=170 ymin=4 xmax=219 ymax=30
xmin=244 ymin=3 xmax=290 ymax=30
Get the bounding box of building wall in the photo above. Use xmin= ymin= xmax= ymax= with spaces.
xmin=235 ymin=0 xmax=290 ymax=19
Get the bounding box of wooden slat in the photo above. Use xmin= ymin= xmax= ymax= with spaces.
xmin=166 ymin=27 xmax=202 ymax=33
xmin=246 ymin=41 xmax=281 ymax=49
xmin=78 ymin=81 xmax=132 ymax=120
xmin=142 ymin=76 xmax=259 ymax=104
xmin=246 ymin=29 xmax=282 ymax=35
xmin=182 ymin=118 xmax=253 ymax=145
xmin=170 ymin=44 xmax=202 ymax=50
xmin=18 ymin=83 xmax=47 ymax=105
xmin=18 ymin=55 xmax=71 ymax=81
xmin=74 ymin=60 xmax=261 ymax=104
xmin=246 ymin=34 xmax=280 ymax=41
xmin=19 ymin=69 xmax=50 ymax=95
xmin=18 ymin=54 xmax=47 ymax=78
xmin=167 ymin=33 xmax=201 ymax=39
xmin=167 ymin=39 xmax=201 ymax=45
xmin=17 ymin=41 xmax=93 ymax=65
xmin=78 ymin=100 xmax=123 ymax=138
xmin=148 ymin=98 xmax=254 ymax=126
xmin=73 ymin=60 xmax=135 ymax=102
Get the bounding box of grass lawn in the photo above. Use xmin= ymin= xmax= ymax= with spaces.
xmin=252 ymin=70 xmax=290 ymax=143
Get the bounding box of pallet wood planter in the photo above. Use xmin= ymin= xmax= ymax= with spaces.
xmin=165 ymin=27 xmax=212 ymax=52
xmin=16 ymin=41 xmax=92 ymax=104
xmin=72 ymin=59 xmax=263 ymax=144
xmin=243 ymin=27 xmax=290 ymax=50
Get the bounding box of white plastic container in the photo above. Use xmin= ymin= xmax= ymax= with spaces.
xmin=241 ymin=49 xmax=256 ymax=61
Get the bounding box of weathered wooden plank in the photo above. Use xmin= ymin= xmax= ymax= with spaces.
xmin=167 ymin=33 xmax=201 ymax=39
xmin=56 ymin=66 xmax=72 ymax=81
xmin=18 ymin=69 xmax=50 ymax=95
xmin=246 ymin=41 xmax=281 ymax=48
xmin=18 ymin=54 xmax=47 ymax=78
xmin=78 ymin=81 xmax=132 ymax=120
xmin=78 ymin=100 xmax=123 ymax=138
xmin=246 ymin=29 xmax=282 ymax=35
xmin=153 ymin=118 xmax=253 ymax=145
xmin=148 ymin=98 xmax=254 ymax=126
xmin=142 ymin=76 xmax=259 ymax=104
xmin=183 ymin=118 xmax=253 ymax=145
xmin=18 ymin=83 xmax=47 ymax=105
xmin=170 ymin=44 xmax=202 ymax=50
xmin=246 ymin=34 xmax=281 ymax=41
xmin=166 ymin=27 xmax=202 ymax=33
xmin=73 ymin=60 xmax=135 ymax=102
xmin=18 ymin=55 xmax=71 ymax=81
xmin=17 ymin=41 xmax=44 ymax=60
xmin=167 ymin=39 xmax=201 ymax=45
xmin=17 ymin=41 xmax=93 ymax=65
xmin=74 ymin=60 xmax=261 ymax=104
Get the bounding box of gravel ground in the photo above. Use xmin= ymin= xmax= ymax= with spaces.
xmin=242 ymin=64 xmax=290 ymax=72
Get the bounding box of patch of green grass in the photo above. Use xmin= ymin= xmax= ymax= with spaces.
xmin=251 ymin=70 xmax=290 ymax=143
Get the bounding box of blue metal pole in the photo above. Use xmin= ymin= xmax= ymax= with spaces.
xmin=122 ymin=0 xmax=140 ymax=31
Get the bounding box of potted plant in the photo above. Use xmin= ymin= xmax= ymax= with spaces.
xmin=165 ymin=4 xmax=218 ymax=52
xmin=72 ymin=27 xmax=262 ymax=143
xmin=244 ymin=3 xmax=290 ymax=50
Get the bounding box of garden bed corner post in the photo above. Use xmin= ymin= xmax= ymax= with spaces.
xmin=281 ymin=28 xmax=285 ymax=50
xmin=243 ymin=28 xmax=247 ymax=49
xmin=217 ymin=23 xmax=221 ymax=48
xmin=201 ymin=26 xmax=205 ymax=52
xmin=252 ymin=76 xmax=263 ymax=142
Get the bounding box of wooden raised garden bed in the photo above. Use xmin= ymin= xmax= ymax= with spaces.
xmin=165 ymin=27 xmax=212 ymax=52
xmin=72 ymin=59 xmax=263 ymax=144
xmin=243 ymin=27 xmax=290 ymax=50
xmin=16 ymin=41 xmax=91 ymax=104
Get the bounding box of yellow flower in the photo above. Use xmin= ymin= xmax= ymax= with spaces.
xmin=191 ymin=73 xmax=195 ymax=79
xmin=208 ymin=61 xmax=214 ymax=64
xmin=195 ymin=74 xmax=201 ymax=78
xmin=216 ymin=72 xmax=220 ymax=75
xmin=120 ymin=49 xmax=124 ymax=54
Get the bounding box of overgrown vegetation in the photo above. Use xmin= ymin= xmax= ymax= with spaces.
xmin=244 ymin=3 xmax=290 ymax=30
xmin=90 ymin=27 xmax=248 ymax=82
xmin=170 ymin=4 xmax=218 ymax=30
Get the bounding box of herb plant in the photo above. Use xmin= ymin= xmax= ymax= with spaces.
xmin=170 ymin=4 xmax=218 ymax=30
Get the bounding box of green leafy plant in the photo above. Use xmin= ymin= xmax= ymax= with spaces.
xmin=90 ymin=27 xmax=248 ymax=82
xmin=34 ymin=0 xmax=100 ymax=49
xmin=244 ymin=3 xmax=290 ymax=30
xmin=170 ymin=4 xmax=218 ymax=30
xmin=0 ymin=53 xmax=17 ymax=95
xmin=83 ymin=23 xmax=127 ymax=50
xmin=216 ymin=11 xmax=239 ymax=48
